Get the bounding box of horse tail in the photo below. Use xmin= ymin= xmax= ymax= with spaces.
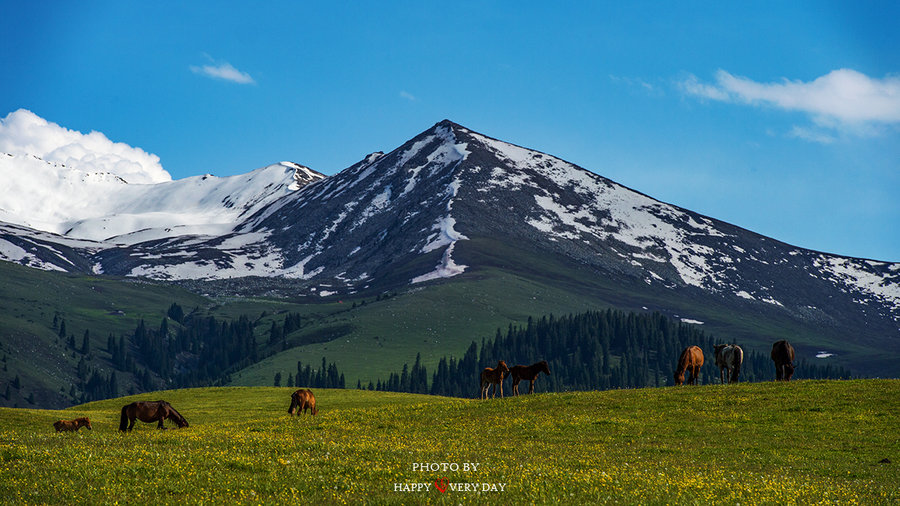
xmin=119 ymin=404 xmax=129 ymax=431
xmin=731 ymin=346 xmax=743 ymax=383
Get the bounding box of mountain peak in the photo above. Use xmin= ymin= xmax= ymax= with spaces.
xmin=3 ymin=119 xmax=899 ymax=365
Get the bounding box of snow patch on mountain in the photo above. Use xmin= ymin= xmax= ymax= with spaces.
xmin=816 ymin=255 xmax=900 ymax=311
xmin=471 ymin=131 xmax=733 ymax=289
xmin=412 ymin=242 xmax=467 ymax=283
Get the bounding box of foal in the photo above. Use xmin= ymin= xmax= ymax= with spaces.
xmin=53 ymin=417 xmax=92 ymax=432
xmin=480 ymin=361 xmax=510 ymax=400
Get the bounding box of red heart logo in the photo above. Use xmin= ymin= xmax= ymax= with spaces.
xmin=434 ymin=477 xmax=449 ymax=493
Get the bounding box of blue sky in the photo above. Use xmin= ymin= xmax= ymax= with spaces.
xmin=1 ymin=1 xmax=898 ymax=261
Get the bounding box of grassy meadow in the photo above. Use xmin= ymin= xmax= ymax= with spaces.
xmin=1 ymin=379 xmax=898 ymax=504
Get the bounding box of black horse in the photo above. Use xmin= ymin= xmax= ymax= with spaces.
xmin=510 ymin=360 xmax=551 ymax=395
xmin=771 ymin=340 xmax=796 ymax=381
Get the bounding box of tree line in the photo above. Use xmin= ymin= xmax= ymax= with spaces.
xmin=51 ymin=304 xmax=311 ymax=404
xmin=367 ymin=309 xmax=852 ymax=397
xmin=42 ymin=302 xmax=852 ymax=406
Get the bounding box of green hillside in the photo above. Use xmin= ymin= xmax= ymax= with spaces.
xmin=2 ymin=252 xmax=870 ymax=410
xmin=229 ymin=270 xmax=609 ymax=387
xmin=228 ymin=256 xmax=859 ymax=390
xmin=0 ymin=261 xmax=209 ymax=407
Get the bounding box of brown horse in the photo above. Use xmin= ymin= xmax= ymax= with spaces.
xmin=674 ymin=346 xmax=704 ymax=385
xmin=713 ymin=344 xmax=744 ymax=383
xmin=771 ymin=340 xmax=796 ymax=381
xmin=288 ymin=389 xmax=318 ymax=416
xmin=480 ymin=360 xmax=510 ymax=400
xmin=510 ymin=360 xmax=551 ymax=395
xmin=119 ymin=400 xmax=189 ymax=431
xmin=53 ymin=417 xmax=92 ymax=432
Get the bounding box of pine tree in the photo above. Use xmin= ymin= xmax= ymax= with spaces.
xmin=167 ymin=302 xmax=184 ymax=323
xmin=81 ymin=330 xmax=91 ymax=355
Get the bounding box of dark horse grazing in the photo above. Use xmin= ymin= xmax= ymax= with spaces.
xmin=674 ymin=346 xmax=704 ymax=385
xmin=54 ymin=417 xmax=92 ymax=432
xmin=119 ymin=400 xmax=189 ymax=431
xmin=480 ymin=360 xmax=510 ymax=400
xmin=510 ymin=360 xmax=551 ymax=395
xmin=288 ymin=389 xmax=318 ymax=416
xmin=713 ymin=344 xmax=743 ymax=384
xmin=771 ymin=340 xmax=796 ymax=381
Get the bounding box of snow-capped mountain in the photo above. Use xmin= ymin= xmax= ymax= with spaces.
xmin=2 ymin=120 xmax=899 ymax=339
xmin=0 ymin=151 xmax=323 ymax=244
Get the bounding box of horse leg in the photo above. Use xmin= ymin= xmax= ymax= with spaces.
xmin=512 ymin=378 xmax=519 ymax=396
xmin=128 ymin=416 xmax=135 ymax=432
xmin=529 ymin=379 xmax=535 ymax=394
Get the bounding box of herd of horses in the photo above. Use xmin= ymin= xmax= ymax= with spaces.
xmin=675 ymin=339 xmax=796 ymax=386
xmin=51 ymin=341 xmax=798 ymax=432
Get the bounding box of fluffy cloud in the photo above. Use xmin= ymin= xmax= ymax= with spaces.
xmin=0 ymin=109 xmax=170 ymax=184
xmin=190 ymin=61 xmax=255 ymax=84
xmin=680 ymin=69 xmax=900 ymax=132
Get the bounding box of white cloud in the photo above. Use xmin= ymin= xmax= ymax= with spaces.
xmin=400 ymin=90 xmax=417 ymax=101
xmin=787 ymin=126 xmax=836 ymax=144
xmin=610 ymin=75 xmax=660 ymax=95
xmin=680 ymin=69 xmax=900 ymax=132
xmin=678 ymin=73 xmax=730 ymax=101
xmin=190 ymin=60 xmax=255 ymax=84
xmin=0 ymin=109 xmax=170 ymax=183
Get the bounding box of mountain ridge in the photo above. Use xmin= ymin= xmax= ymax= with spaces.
xmin=1 ymin=120 xmax=898 ymax=368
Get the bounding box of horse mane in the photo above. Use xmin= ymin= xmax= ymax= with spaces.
xmin=675 ymin=349 xmax=690 ymax=374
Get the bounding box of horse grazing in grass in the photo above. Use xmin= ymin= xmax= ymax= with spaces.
xmin=771 ymin=340 xmax=796 ymax=381
xmin=674 ymin=346 xmax=704 ymax=385
xmin=480 ymin=360 xmax=510 ymax=400
xmin=510 ymin=360 xmax=551 ymax=395
xmin=119 ymin=400 xmax=189 ymax=432
xmin=713 ymin=344 xmax=743 ymax=384
xmin=53 ymin=417 xmax=92 ymax=432
xmin=288 ymin=389 xmax=318 ymax=416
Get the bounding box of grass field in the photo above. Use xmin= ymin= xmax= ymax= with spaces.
xmin=1 ymin=380 xmax=898 ymax=504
